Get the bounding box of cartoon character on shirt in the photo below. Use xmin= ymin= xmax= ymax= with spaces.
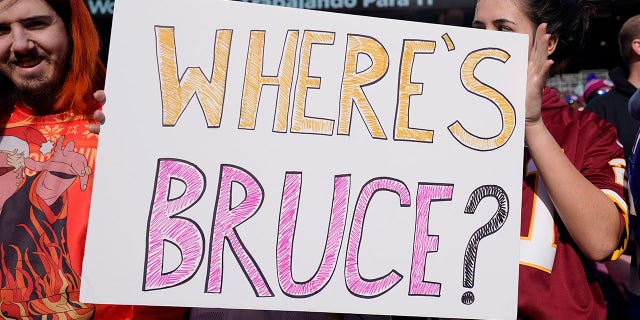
xmin=0 ymin=127 xmax=94 ymax=318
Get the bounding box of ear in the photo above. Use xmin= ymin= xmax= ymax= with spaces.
xmin=632 ymin=38 xmax=640 ymax=56
xmin=547 ymin=34 xmax=559 ymax=56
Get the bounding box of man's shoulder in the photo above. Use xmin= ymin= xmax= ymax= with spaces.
xmin=585 ymin=90 xmax=628 ymax=113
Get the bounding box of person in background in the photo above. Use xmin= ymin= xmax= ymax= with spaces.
xmin=583 ymin=72 xmax=614 ymax=104
xmin=565 ymin=93 xmax=584 ymax=111
xmin=586 ymin=15 xmax=640 ymax=161
xmin=473 ymin=0 xmax=628 ymax=319
xmin=0 ymin=0 xmax=188 ymax=318
xmin=583 ymin=14 xmax=640 ymax=319
xmin=626 ymin=88 xmax=640 ymax=320
xmin=629 ymin=89 xmax=640 ymax=121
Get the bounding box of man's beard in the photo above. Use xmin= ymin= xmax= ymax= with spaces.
xmin=8 ymin=50 xmax=71 ymax=115
xmin=12 ymin=79 xmax=62 ymax=115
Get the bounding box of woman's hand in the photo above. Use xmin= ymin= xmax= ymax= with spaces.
xmin=525 ymin=23 xmax=554 ymax=128
xmin=88 ymin=90 xmax=106 ymax=134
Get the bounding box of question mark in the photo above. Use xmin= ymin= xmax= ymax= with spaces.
xmin=461 ymin=185 xmax=509 ymax=305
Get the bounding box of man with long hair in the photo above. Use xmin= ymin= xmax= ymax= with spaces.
xmin=0 ymin=0 xmax=188 ymax=318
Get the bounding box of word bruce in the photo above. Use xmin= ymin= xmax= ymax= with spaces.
xmin=142 ymin=158 xmax=510 ymax=298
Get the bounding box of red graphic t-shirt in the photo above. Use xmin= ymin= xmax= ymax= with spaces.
xmin=0 ymin=103 xmax=98 ymax=318
xmin=0 ymin=104 xmax=187 ymax=319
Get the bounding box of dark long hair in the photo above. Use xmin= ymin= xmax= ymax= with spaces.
xmin=516 ymin=0 xmax=595 ymax=75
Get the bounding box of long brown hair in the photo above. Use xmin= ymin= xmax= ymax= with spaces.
xmin=46 ymin=0 xmax=106 ymax=114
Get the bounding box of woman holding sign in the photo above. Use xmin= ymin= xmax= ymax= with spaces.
xmin=472 ymin=0 xmax=628 ymax=318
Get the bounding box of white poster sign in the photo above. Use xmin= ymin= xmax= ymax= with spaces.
xmin=81 ymin=0 xmax=528 ymax=319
